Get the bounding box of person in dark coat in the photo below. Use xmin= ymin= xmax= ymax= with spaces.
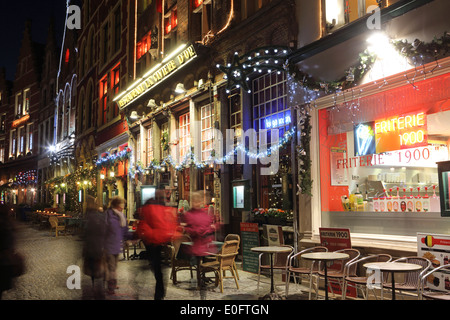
xmin=137 ymin=190 xmax=178 ymax=300
xmin=83 ymin=196 xmax=106 ymax=297
xmin=0 ymin=205 xmax=24 ymax=299
xmin=104 ymin=196 xmax=128 ymax=295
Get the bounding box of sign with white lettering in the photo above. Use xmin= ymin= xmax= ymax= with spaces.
xmin=117 ymin=44 xmax=197 ymax=109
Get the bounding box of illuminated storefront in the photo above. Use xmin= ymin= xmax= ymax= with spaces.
xmin=313 ymin=58 xmax=450 ymax=248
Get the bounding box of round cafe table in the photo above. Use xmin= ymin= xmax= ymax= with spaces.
xmin=301 ymin=252 xmax=349 ymax=300
xmin=363 ymin=262 xmax=422 ymax=300
xmin=251 ymin=246 xmax=293 ymax=300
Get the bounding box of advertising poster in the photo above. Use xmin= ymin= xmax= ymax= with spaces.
xmin=240 ymin=223 xmax=260 ymax=273
xmin=417 ymin=233 xmax=450 ymax=293
xmin=319 ymin=228 xmax=356 ymax=297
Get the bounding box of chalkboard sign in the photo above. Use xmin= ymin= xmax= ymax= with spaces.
xmin=240 ymin=222 xmax=260 ymax=273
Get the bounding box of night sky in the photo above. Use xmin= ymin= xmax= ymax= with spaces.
xmin=0 ymin=0 xmax=68 ymax=81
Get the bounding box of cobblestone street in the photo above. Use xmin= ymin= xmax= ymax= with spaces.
xmin=2 ymin=221 xmax=309 ymax=301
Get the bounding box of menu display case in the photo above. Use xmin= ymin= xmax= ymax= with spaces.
xmin=437 ymin=161 xmax=450 ymax=217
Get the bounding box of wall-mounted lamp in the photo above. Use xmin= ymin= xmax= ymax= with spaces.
xmin=100 ymin=174 xmax=105 ymax=180
xmin=147 ymin=99 xmax=157 ymax=108
xmin=197 ymin=79 xmax=205 ymax=89
xmin=110 ymin=171 xmax=115 ymax=178
xmin=130 ymin=111 xmax=141 ymax=120
xmin=175 ymin=83 xmax=186 ymax=94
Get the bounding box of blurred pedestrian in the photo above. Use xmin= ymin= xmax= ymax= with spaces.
xmin=82 ymin=196 xmax=106 ymax=298
xmin=137 ymin=190 xmax=178 ymax=300
xmin=104 ymin=196 xmax=128 ymax=295
xmin=0 ymin=204 xmax=25 ymax=299
xmin=182 ymin=191 xmax=217 ymax=288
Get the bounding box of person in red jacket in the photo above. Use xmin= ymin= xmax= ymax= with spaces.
xmin=137 ymin=190 xmax=178 ymax=300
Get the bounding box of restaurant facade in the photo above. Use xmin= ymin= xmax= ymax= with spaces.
xmin=288 ymin=0 xmax=450 ymax=256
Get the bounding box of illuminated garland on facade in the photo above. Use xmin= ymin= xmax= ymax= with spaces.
xmin=96 ymin=148 xmax=132 ymax=169
xmin=129 ymin=127 xmax=296 ymax=176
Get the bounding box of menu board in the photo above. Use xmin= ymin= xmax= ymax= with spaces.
xmin=319 ymin=228 xmax=356 ymax=297
xmin=417 ymin=233 xmax=450 ymax=293
xmin=240 ymin=223 xmax=260 ymax=273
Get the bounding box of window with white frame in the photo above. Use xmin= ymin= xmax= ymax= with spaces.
xmin=179 ymin=113 xmax=190 ymax=160
xmin=136 ymin=133 xmax=141 ymax=163
xmin=27 ymin=123 xmax=33 ymax=153
xmin=252 ymin=72 xmax=290 ymax=144
xmin=18 ymin=127 xmax=26 ymax=155
xmin=229 ymin=92 xmax=242 ymax=142
xmin=10 ymin=129 xmax=16 ymax=157
xmin=201 ymin=104 xmax=214 ymax=161
xmin=15 ymin=92 xmax=22 ymax=117
xmin=147 ymin=126 xmax=154 ymax=165
xmin=23 ymin=88 xmax=30 ymax=115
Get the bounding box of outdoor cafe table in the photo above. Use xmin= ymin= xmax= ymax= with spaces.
xmin=363 ymin=261 xmax=422 ymax=300
xmin=301 ymin=252 xmax=349 ymax=300
xmin=251 ymin=246 xmax=293 ymax=300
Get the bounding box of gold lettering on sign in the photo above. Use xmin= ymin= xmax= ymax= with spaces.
xmin=118 ymin=45 xmax=197 ymax=109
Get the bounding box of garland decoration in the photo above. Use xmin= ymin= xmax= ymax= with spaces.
xmin=96 ymin=148 xmax=132 ymax=169
xmin=297 ymin=109 xmax=312 ymax=196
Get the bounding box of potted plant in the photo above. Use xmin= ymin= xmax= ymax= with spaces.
xmin=252 ymin=208 xmax=267 ymax=226
xmin=267 ymin=208 xmax=288 ymax=226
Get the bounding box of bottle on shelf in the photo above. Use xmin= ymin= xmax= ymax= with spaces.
xmin=386 ymin=188 xmax=393 ymax=212
xmin=373 ymin=193 xmax=380 ymax=212
xmin=400 ymin=188 xmax=407 ymax=212
xmin=392 ymin=187 xmax=400 ymax=212
xmin=415 ymin=187 xmax=423 ymax=212
xmin=430 ymin=185 xmax=441 ymax=212
xmin=407 ymin=187 xmax=415 ymax=212
xmin=379 ymin=189 xmax=387 ymax=212
xmin=355 ymin=184 xmax=364 ymax=211
xmin=422 ymin=187 xmax=430 ymax=212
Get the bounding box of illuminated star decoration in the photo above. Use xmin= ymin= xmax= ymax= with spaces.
xmin=216 ymin=46 xmax=291 ymax=94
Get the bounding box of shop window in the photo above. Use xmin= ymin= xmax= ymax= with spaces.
xmin=318 ymin=76 xmax=450 ymax=236
xmin=179 ymin=113 xmax=190 ymax=160
xmin=100 ymin=76 xmax=108 ymax=125
xmin=252 ymin=72 xmax=289 ymax=143
xmin=147 ymin=127 xmax=154 ymax=165
xmin=201 ymin=104 xmax=214 ymax=161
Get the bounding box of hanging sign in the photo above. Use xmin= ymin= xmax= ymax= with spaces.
xmin=117 ymin=44 xmax=197 ymax=109
xmin=374 ymin=111 xmax=427 ymax=153
xmin=12 ymin=114 xmax=30 ymax=128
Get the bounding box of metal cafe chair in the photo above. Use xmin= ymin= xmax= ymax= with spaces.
xmin=420 ymin=264 xmax=450 ymax=300
xmin=317 ymin=248 xmax=360 ymax=299
xmin=382 ymin=256 xmax=432 ymax=299
xmin=342 ymin=253 xmax=392 ymax=300
xmin=286 ymin=246 xmax=328 ymax=299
